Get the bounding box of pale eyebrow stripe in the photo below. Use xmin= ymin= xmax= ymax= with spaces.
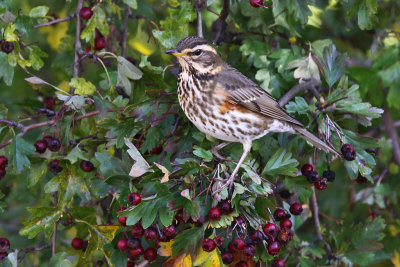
xmin=182 ymin=45 xmax=217 ymax=54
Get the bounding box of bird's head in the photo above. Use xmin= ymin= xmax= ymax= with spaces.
xmin=165 ymin=36 xmax=223 ymax=75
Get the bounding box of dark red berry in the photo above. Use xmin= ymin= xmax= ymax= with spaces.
xmin=117 ymin=238 xmax=128 ymax=251
xmin=144 ymin=227 xmax=158 ymax=241
xmin=0 ymin=156 xmax=8 ymax=169
xmin=251 ymin=230 xmax=264 ymax=244
xmin=279 ymin=189 xmax=291 ymax=199
xmin=71 ymin=237 xmax=84 ymax=250
xmin=243 ymin=245 xmax=256 ymax=258
xmin=263 ymin=223 xmax=278 ymax=237
xmin=151 ymin=146 xmax=163 ymax=155
xmin=80 ymin=160 xmax=94 ymax=172
xmin=235 ymin=261 xmax=248 ymax=267
xmin=131 ymin=225 xmax=144 ymax=239
xmin=202 ymin=238 xmax=216 ymax=252
xmin=0 ymin=252 xmax=8 ymax=261
xmin=127 ymin=192 xmax=141 ymax=206
xmin=301 ymin=163 xmax=313 ymax=176
xmin=315 ymin=180 xmax=328 ymax=190
xmin=42 ymin=136 xmax=53 ymax=145
xmin=43 ymin=96 xmax=56 ymax=109
xmin=272 ymin=258 xmax=286 ymax=267
xmin=220 ymin=200 xmax=233 ymax=215
xmin=118 ymin=216 xmax=127 ymax=226
xmin=86 ymin=45 xmax=92 ymax=53
xmin=215 ymin=237 xmax=223 ymax=246
xmin=94 ymin=37 xmax=106 ymax=51
xmin=127 ymin=261 xmax=135 ymax=267
xmin=323 ymin=170 xmax=336 ymax=182
xmin=221 ymin=251 xmax=234 ymax=264
xmin=79 ymin=7 xmax=93 ymax=20
xmin=267 ymin=241 xmax=281 ymax=255
xmin=126 ymin=238 xmax=140 ymax=250
xmin=341 ymin=144 xmax=356 ymax=161
xmin=129 ymin=246 xmax=144 ymax=258
xmin=163 ymin=225 xmax=176 ymax=237
xmin=277 ymin=228 xmax=293 ymax=245
xmin=289 ymin=202 xmax=303 ymax=216
xmin=229 ymin=238 xmax=245 ymax=252
xmin=249 ymin=0 xmax=263 ymax=8
xmin=1 ymin=41 xmax=14 ymax=54
xmin=306 ymin=171 xmax=319 ymax=183
xmin=0 ymin=169 xmax=5 ymax=179
xmin=47 ymin=138 xmax=61 ymax=152
xmin=273 ymin=208 xmax=286 ymax=221
xmin=34 ymin=140 xmax=47 ymax=154
xmin=369 ymin=212 xmax=376 ymax=221
xmin=144 ymin=247 xmax=157 ymax=262
xmin=280 ymin=218 xmax=292 ymax=229
xmin=208 ymin=207 xmax=221 ymax=221
xmin=0 ymin=238 xmax=10 ymax=252
xmin=48 ymin=159 xmax=63 ymax=174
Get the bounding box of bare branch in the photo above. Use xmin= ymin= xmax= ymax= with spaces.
xmin=195 ymin=0 xmax=203 ymax=38
xmin=278 ymin=79 xmax=322 ymax=107
xmin=121 ymin=5 xmax=131 ymax=58
xmin=73 ymin=0 xmax=84 ymax=84
xmin=383 ymin=109 xmax=400 ymax=167
xmin=212 ymin=0 xmax=229 ymax=44
xmin=311 ymin=188 xmax=333 ymax=255
xmin=34 ymin=14 xmax=75 ymax=28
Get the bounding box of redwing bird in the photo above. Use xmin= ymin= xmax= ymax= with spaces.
xmin=165 ymin=36 xmax=338 ymax=191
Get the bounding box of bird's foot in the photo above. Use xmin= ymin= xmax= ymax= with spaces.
xmin=210 ymin=142 xmax=229 ymax=161
xmin=212 ymin=174 xmax=235 ymax=196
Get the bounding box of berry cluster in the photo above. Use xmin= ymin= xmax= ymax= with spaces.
xmin=0 ymin=237 xmax=10 ymax=262
xmin=301 ymin=163 xmax=336 ymax=191
xmin=0 ymin=156 xmax=8 ymax=180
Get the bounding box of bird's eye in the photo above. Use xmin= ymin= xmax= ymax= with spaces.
xmin=194 ymin=49 xmax=202 ymax=56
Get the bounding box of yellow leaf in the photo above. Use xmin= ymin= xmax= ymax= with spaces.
xmin=193 ymin=247 xmax=221 ymax=267
xmin=163 ymin=253 xmax=192 ymax=267
xmin=392 ymin=251 xmax=400 ymax=267
xmin=38 ymin=10 xmax=69 ymax=51
xmin=158 ymin=240 xmax=174 ymax=257
xmin=154 ymin=162 xmax=170 ymax=183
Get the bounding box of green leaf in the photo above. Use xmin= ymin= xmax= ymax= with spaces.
xmin=27 ymin=162 xmax=47 ymax=188
xmin=193 ymin=146 xmax=213 ymax=162
xmin=117 ymin=56 xmax=143 ymax=96
xmin=19 ymin=207 xmax=62 ymax=239
xmin=110 ymin=250 xmax=128 ymax=267
xmin=351 ymin=217 xmax=385 ymax=250
xmin=69 ymin=77 xmax=96 ymax=95
xmin=262 ymin=148 xmax=299 ymax=177
xmin=122 ymin=0 xmax=137 ymax=9
xmin=0 ymin=52 xmax=14 ymax=86
xmin=9 ymin=136 xmax=34 ymax=173
xmin=172 ymin=226 xmax=204 ymax=256
xmin=95 ymin=152 xmax=126 ymax=178
xmin=80 ymin=7 xmax=109 ymax=42
xmin=29 ymin=6 xmax=49 ymax=18
xmin=285 ymin=97 xmax=312 ymax=115
xmin=49 ymin=252 xmax=75 ymax=267
xmin=28 ymin=45 xmax=47 ymax=70
xmin=4 ymin=22 xmax=18 ymax=42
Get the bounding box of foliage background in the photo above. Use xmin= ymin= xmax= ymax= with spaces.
xmin=0 ymin=0 xmax=399 ymax=266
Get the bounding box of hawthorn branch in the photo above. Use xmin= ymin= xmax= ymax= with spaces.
xmin=121 ymin=5 xmax=131 ymax=58
xmin=34 ymin=14 xmax=75 ymax=28
xmin=311 ymin=188 xmax=332 ymax=255
xmin=195 ymin=0 xmax=204 ymax=38
xmin=73 ymin=0 xmax=84 ymax=85
xmin=212 ymin=0 xmax=230 ymax=44
xmin=383 ymin=109 xmax=400 ymax=167
xmin=18 ymin=243 xmax=51 ymax=261
xmin=278 ymin=79 xmax=322 ymax=107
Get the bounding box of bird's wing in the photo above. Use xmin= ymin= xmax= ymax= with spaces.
xmin=216 ymin=65 xmax=303 ymax=127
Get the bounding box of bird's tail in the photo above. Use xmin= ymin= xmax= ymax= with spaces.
xmin=293 ymin=125 xmax=341 ymax=157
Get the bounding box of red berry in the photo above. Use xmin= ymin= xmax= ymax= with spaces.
xmin=127 ymin=261 xmax=135 ymax=267
xmin=273 ymin=208 xmax=286 ymax=221
xmin=272 ymin=258 xmax=286 ymax=267
xmin=280 ymin=218 xmax=292 ymax=229
xmin=79 ymin=7 xmax=93 ymax=20
xmin=71 ymin=237 xmax=84 ymax=250
xmin=131 ymin=225 xmax=144 ymax=239
xmin=249 ymin=0 xmax=263 ymax=8
xmin=235 ymin=261 xmax=249 ymax=267
xmin=151 ymin=146 xmax=163 ymax=155
xmin=1 ymin=41 xmax=14 ymax=54
xmin=0 ymin=252 xmax=8 ymax=261
xmin=221 ymin=251 xmax=234 ymax=264
xmin=34 ymin=140 xmax=47 ymax=154
xmin=85 ymin=45 xmax=92 ymax=53
xmin=306 ymin=171 xmax=319 ymax=183
xmin=229 ymin=238 xmax=245 ymax=252
xmin=289 ymin=203 xmax=303 ymax=216
xmin=144 ymin=247 xmax=157 ymax=262
xmin=118 ymin=216 xmax=127 ymax=226
xmin=128 ymin=192 xmax=141 ymax=206
xmin=126 ymin=238 xmax=141 ymax=250
xmin=117 ymin=238 xmax=128 ymax=251
xmin=263 ymin=223 xmax=278 ymax=237
xmin=315 ymin=180 xmax=328 ymax=190
xmin=323 ymin=170 xmax=336 ymax=182
xmin=208 ymin=207 xmax=221 ymax=221
xmin=341 ymin=143 xmax=356 ymax=161
xmin=43 ymin=136 xmax=53 ymax=145
xmin=47 ymin=138 xmax=61 ymax=152
xmin=243 ymin=245 xmax=256 ymax=258
xmin=301 ymin=164 xmax=313 ymax=176
xmin=277 ymin=228 xmax=293 ymax=245
xmin=202 ymin=238 xmax=216 ymax=252
xmin=0 ymin=238 xmax=10 ymax=252
xmin=48 ymin=159 xmax=63 ymax=174
xmin=220 ymin=200 xmax=233 ymax=215
xmin=163 ymin=225 xmax=176 ymax=237
xmin=129 ymin=246 xmax=144 ymax=258
xmin=43 ymin=96 xmax=56 ymax=109
xmin=251 ymin=230 xmax=264 ymax=244
xmin=0 ymin=169 xmax=5 ymax=179
xmin=144 ymin=227 xmax=158 ymax=241
xmin=80 ymin=160 xmax=94 ymax=172
xmin=267 ymin=241 xmax=281 ymax=255
xmin=94 ymin=37 xmax=106 ymax=51
xmin=369 ymin=212 xmax=376 ymax=221
xmin=0 ymin=156 xmax=8 ymax=169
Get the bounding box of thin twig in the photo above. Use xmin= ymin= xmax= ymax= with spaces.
xmin=51 ymin=192 xmax=58 ymax=256
xmin=212 ymin=0 xmax=229 ymax=44
xmin=383 ymin=109 xmax=400 ymax=167
xmin=195 ymin=0 xmax=203 ymax=38
xmin=121 ymin=5 xmax=131 ymax=58
xmin=73 ymin=0 xmax=84 ymax=87
xmin=311 ymin=188 xmax=333 ymax=255
xmin=34 ymin=14 xmax=75 ymax=28
xmin=278 ymin=79 xmax=322 ymax=107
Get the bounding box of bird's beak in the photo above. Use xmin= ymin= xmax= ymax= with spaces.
xmin=164 ymin=49 xmax=183 ymax=57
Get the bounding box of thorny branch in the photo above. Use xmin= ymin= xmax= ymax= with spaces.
xmin=311 ymin=188 xmax=333 ymax=255
xmin=34 ymin=14 xmax=75 ymax=28
xmin=195 ymin=0 xmax=204 ymax=38
xmin=121 ymin=5 xmax=131 ymax=58
xmin=278 ymin=79 xmax=322 ymax=107
xmin=383 ymin=109 xmax=400 ymax=167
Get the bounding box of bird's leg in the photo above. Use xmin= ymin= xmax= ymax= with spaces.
xmin=211 ymin=142 xmax=230 ymax=161
xmin=213 ymin=140 xmax=252 ymax=195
